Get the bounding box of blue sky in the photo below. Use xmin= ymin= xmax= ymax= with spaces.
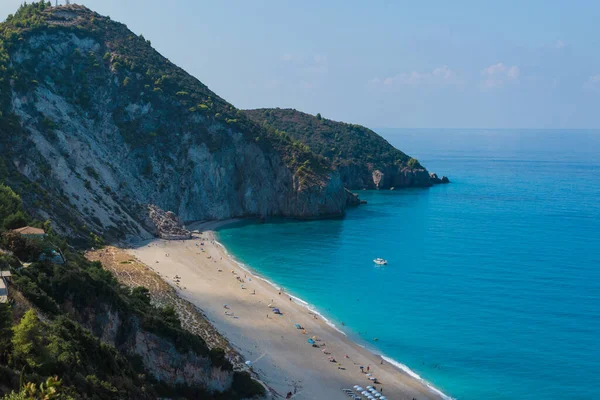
xmin=2 ymin=0 xmax=599 ymax=128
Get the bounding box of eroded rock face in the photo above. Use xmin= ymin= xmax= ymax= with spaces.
xmin=4 ymin=27 xmax=349 ymax=241
xmin=71 ymin=302 xmax=234 ymax=391
xmin=370 ymin=167 xmax=431 ymax=189
xmin=148 ymin=205 xmax=191 ymax=240
xmin=429 ymin=173 xmax=451 ymax=184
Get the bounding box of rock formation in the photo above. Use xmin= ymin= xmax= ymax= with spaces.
xmin=243 ymin=108 xmax=447 ymax=190
xmin=148 ymin=205 xmax=191 ymax=240
xmin=0 ymin=5 xmax=353 ymax=242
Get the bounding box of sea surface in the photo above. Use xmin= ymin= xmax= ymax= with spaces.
xmin=216 ymin=129 xmax=600 ymax=400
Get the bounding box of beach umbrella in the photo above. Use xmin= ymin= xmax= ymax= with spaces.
xmin=244 ymin=361 xmax=252 ymax=366
xmin=374 ymin=393 xmax=381 ymax=398
xmin=366 ymin=386 xmax=373 ymax=389
xmin=361 ymin=391 xmax=369 ymax=396
xmin=307 ymin=339 xmax=315 ymax=344
xmin=356 ymin=386 xmax=363 ymax=391
xmin=353 ymin=385 xmax=359 ymax=389
xmin=380 ymin=397 xmax=387 ymax=400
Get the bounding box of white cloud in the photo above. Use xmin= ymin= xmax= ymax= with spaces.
xmin=588 ymin=75 xmax=600 ymax=84
xmin=481 ymin=62 xmax=520 ymax=88
xmin=280 ymin=53 xmax=295 ymax=62
xmin=584 ymin=74 xmax=600 ymax=90
xmin=369 ymin=66 xmax=461 ymax=88
xmin=555 ymin=40 xmax=566 ymax=49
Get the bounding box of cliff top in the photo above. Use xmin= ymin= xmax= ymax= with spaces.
xmin=0 ymin=2 xmax=331 ymax=185
xmin=243 ymin=108 xmax=423 ymax=171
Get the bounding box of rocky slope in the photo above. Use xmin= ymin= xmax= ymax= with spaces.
xmin=244 ymin=108 xmax=440 ymax=189
xmin=0 ymin=4 xmax=350 ymax=242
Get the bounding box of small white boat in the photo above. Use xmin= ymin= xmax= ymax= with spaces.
xmin=373 ymin=258 xmax=387 ymax=265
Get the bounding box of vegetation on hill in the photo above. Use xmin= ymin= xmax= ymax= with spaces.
xmin=0 ymin=1 xmax=331 ymax=191
xmin=0 ymin=134 xmax=263 ymax=398
xmin=244 ymin=108 xmax=423 ymax=171
xmin=0 ymin=2 xmax=345 ymax=242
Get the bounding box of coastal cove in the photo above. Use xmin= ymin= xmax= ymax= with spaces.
xmin=215 ymin=129 xmax=600 ymax=400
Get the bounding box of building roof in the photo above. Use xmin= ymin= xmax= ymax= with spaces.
xmin=12 ymin=226 xmax=46 ymax=235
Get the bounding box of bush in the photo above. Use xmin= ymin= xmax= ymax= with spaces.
xmin=231 ymin=371 xmax=265 ymax=398
xmin=3 ymin=211 xmax=28 ymax=230
xmin=407 ymin=157 xmax=421 ymax=169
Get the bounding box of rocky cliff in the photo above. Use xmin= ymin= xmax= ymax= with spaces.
xmin=243 ymin=108 xmax=439 ymax=189
xmin=68 ymin=300 xmax=233 ymax=392
xmin=0 ymin=4 xmax=350 ymax=242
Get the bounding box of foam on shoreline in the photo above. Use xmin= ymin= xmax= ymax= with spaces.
xmin=214 ymin=237 xmax=348 ymax=337
xmin=213 ymin=233 xmax=453 ymax=400
xmin=380 ymin=356 xmax=454 ymax=400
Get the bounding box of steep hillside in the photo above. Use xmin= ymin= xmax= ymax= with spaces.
xmin=244 ymin=108 xmax=435 ymax=189
xmin=0 ymin=3 xmax=350 ymax=242
xmin=0 ymin=184 xmax=264 ymax=399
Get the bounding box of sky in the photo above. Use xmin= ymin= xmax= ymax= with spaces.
xmin=1 ymin=0 xmax=599 ymax=129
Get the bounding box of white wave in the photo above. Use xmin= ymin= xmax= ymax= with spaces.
xmin=380 ymin=356 xmax=454 ymax=400
xmin=215 ymin=236 xmax=452 ymax=399
xmin=214 ymin=238 xmax=348 ymax=336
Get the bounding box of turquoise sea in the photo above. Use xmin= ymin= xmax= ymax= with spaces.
xmin=216 ymin=129 xmax=600 ymax=400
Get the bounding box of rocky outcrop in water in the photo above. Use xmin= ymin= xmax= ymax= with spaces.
xmin=429 ymin=173 xmax=451 ymax=184
xmin=243 ymin=108 xmax=446 ymax=190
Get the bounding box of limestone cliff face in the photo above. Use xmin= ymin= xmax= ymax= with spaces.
xmin=69 ymin=300 xmax=234 ymax=391
xmin=243 ymin=108 xmax=437 ymax=190
xmin=0 ymin=6 xmax=349 ymax=241
xmin=338 ymin=164 xmax=432 ymax=189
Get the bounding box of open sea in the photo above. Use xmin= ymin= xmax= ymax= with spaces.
xmin=216 ymin=129 xmax=600 ymax=400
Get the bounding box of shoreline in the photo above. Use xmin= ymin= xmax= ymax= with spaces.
xmin=126 ymin=221 xmax=450 ymax=399
xmin=210 ymin=230 xmax=452 ymax=400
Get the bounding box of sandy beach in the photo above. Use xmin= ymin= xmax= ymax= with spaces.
xmin=126 ymin=220 xmax=446 ymax=400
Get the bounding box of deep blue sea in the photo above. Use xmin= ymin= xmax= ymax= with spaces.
xmin=217 ymin=129 xmax=600 ymax=400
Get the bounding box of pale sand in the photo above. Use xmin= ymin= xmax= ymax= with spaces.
xmin=127 ymin=220 xmax=446 ymax=400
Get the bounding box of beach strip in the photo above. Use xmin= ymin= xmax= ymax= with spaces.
xmin=126 ymin=221 xmax=447 ymax=400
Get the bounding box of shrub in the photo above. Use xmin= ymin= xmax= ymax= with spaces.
xmin=3 ymin=211 xmax=28 ymax=230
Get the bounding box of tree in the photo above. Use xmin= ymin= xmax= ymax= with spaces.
xmin=316 ymin=113 xmax=322 ymax=120
xmin=12 ymin=309 xmax=48 ymax=369
xmin=0 ymin=303 xmax=12 ymax=361
xmin=407 ymin=157 xmax=421 ymax=169
xmin=3 ymin=211 xmax=28 ymax=230
xmin=0 ymin=184 xmax=24 ymax=226
xmin=1 ymin=232 xmax=42 ymax=261
xmin=2 ymin=376 xmax=63 ymax=400
xmin=159 ymin=305 xmax=180 ymax=328
xmin=130 ymin=286 xmax=151 ymax=306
